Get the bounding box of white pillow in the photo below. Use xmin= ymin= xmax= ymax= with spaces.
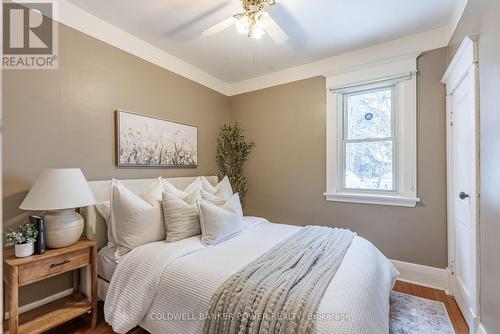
xmin=200 ymin=189 xmax=226 ymax=206
xmin=197 ymin=193 xmax=244 ymax=246
xmin=110 ymin=178 xmax=165 ymax=258
xmin=162 ymin=177 xmax=203 ymax=199
xmin=95 ymin=201 xmax=110 ymax=224
xmin=162 ymin=191 xmax=201 ymax=242
xmin=201 ymin=176 xmax=233 ymax=200
xmin=94 ymin=201 xmax=114 ymax=246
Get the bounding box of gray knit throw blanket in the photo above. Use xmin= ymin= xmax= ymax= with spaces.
xmin=203 ymin=226 xmax=355 ymax=334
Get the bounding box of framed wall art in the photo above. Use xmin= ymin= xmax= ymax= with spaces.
xmin=116 ymin=110 xmax=198 ymax=168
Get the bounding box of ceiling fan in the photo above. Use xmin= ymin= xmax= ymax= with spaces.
xmin=202 ymin=0 xmax=288 ymax=44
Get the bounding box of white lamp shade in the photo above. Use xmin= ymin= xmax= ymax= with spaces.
xmin=19 ymin=168 xmax=96 ymax=211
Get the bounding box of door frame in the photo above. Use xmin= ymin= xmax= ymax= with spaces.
xmin=441 ymin=34 xmax=480 ymax=332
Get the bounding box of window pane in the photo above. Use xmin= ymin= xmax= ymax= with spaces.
xmin=346 ymin=88 xmax=392 ymax=140
xmin=345 ymin=141 xmax=393 ymax=191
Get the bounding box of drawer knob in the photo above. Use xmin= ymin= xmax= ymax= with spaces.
xmin=50 ymin=259 xmax=70 ymax=268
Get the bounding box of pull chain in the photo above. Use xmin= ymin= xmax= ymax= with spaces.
xmin=253 ymin=40 xmax=256 ymax=73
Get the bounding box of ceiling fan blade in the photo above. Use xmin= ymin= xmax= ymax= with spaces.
xmin=268 ymin=4 xmax=308 ymax=49
xmin=202 ymin=16 xmax=236 ymax=36
xmin=165 ymin=1 xmax=232 ymax=39
xmin=259 ymin=12 xmax=288 ymax=44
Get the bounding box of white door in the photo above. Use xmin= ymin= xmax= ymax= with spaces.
xmin=443 ymin=36 xmax=480 ymax=333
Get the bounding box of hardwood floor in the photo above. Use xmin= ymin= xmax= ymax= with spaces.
xmin=45 ymin=281 xmax=468 ymax=334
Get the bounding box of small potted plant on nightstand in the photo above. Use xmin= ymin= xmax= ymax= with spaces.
xmin=4 ymin=221 xmax=38 ymax=257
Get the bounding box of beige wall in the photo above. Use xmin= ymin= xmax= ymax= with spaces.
xmin=2 ymin=22 xmax=229 ymax=306
xmin=448 ymin=1 xmax=500 ymax=332
xmin=229 ymin=48 xmax=448 ymax=268
xmin=3 ymin=17 xmax=452 ymax=309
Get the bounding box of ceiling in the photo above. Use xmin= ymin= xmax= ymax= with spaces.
xmin=67 ymin=0 xmax=459 ymax=84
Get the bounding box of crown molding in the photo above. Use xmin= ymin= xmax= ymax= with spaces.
xmin=27 ymin=0 xmax=468 ymax=97
xmin=227 ymin=26 xmax=450 ymax=96
xmin=445 ymin=0 xmax=470 ymax=41
xmin=45 ymin=0 xmax=231 ymax=95
xmin=227 ymin=0 xmax=469 ymax=96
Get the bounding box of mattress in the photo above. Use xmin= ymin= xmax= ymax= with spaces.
xmin=97 ymin=245 xmax=118 ymax=282
xmin=104 ymin=217 xmax=399 ymax=334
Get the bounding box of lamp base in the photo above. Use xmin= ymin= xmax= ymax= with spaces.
xmin=44 ymin=209 xmax=84 ymax=248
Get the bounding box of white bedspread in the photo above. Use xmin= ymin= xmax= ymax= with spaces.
xmin=105 ymin=217 xmax=398 ymax=334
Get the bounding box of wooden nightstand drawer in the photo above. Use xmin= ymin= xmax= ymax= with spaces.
xmin=4 ymin=239 xmax=97 ymax=334
xmin=18 ymin=248 xmax=90 ymax=286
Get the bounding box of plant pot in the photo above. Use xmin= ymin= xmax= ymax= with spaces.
xmin=15 ymin=241 xmax=34 ymax=258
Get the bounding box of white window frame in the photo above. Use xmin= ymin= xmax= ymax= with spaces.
xmin=325 ymin=57 xmax=419 ymax=207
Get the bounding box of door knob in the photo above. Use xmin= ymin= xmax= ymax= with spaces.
xmin=459 ymin=192 xmax=470 ymax=200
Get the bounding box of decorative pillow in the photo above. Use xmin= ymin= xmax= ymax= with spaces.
xmin=162 ymin=177 xmax=203 ymax=199
xmin=95 ymin=201 xmax=110 ymax=224
xmin=200 ymin=189 xmax=226 ymax=206
xmin=201 ymin=176 xmax=233 ymax=200
xmin=94 ymin=201 xmax=114 ymax=245
xmin=197 ymin=193 xmax=244 ymax=246
xmin=162 ymin=191 xmax=201 ymax=242
xmin=110 ymin=178 xmax=165 ymax=258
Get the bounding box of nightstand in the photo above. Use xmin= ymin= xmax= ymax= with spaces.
xmin=3 ymin=239 xmax=97 ymax=334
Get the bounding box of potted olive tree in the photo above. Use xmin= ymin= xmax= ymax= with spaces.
xmin=216 ymin=123 xmax=255 ymax=206
xmin=4 ymin=222 xmax=38 ymax=257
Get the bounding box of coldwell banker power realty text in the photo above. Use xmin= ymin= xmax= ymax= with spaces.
xmin=2 ymin=1 xmax=58 ymax=69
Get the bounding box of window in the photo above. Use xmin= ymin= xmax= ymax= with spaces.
xmin=343 ymin=86 xmax=395 ymax=192
xmin=325 ymin=57 xmax=419 ymax=207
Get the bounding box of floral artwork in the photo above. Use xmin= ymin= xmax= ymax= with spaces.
xmin=116 ymin=110 xmax=197 ymax=167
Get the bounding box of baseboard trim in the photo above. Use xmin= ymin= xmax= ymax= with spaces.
xmin=4 ymin=288 xmax=74 ymax=320
xmin=391 ymin=259 xmax=450 ymax=293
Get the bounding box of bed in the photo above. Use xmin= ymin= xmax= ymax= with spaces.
xmin=81 ymin=176 xmax=399 ymax=334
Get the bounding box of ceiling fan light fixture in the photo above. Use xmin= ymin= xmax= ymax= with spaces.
xmin=252 ymin=18 xmax=266 ymax=39
xmin=252 ymin=26 xmax=265 ymax=39
xmin=203 ymin=0 xmax=288 ymax=44
xmin=235 ymin=15 xmax=250 ymax=34
xmin=235 ymin=11 xmax=267 ymax=39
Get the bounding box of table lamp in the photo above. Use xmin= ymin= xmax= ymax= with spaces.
xmin=19 ymin=168 xmax=96 ymax=248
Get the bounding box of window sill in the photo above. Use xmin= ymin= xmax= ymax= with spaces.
xmin=324 ymin=192 xmax=419 ymax=207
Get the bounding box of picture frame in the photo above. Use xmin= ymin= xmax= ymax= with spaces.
xmin=115 ymin=110 xmax=198 ymax=168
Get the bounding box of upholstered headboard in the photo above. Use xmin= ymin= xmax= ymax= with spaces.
xmin=81 ymin=176 xmax=218 ymax=250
